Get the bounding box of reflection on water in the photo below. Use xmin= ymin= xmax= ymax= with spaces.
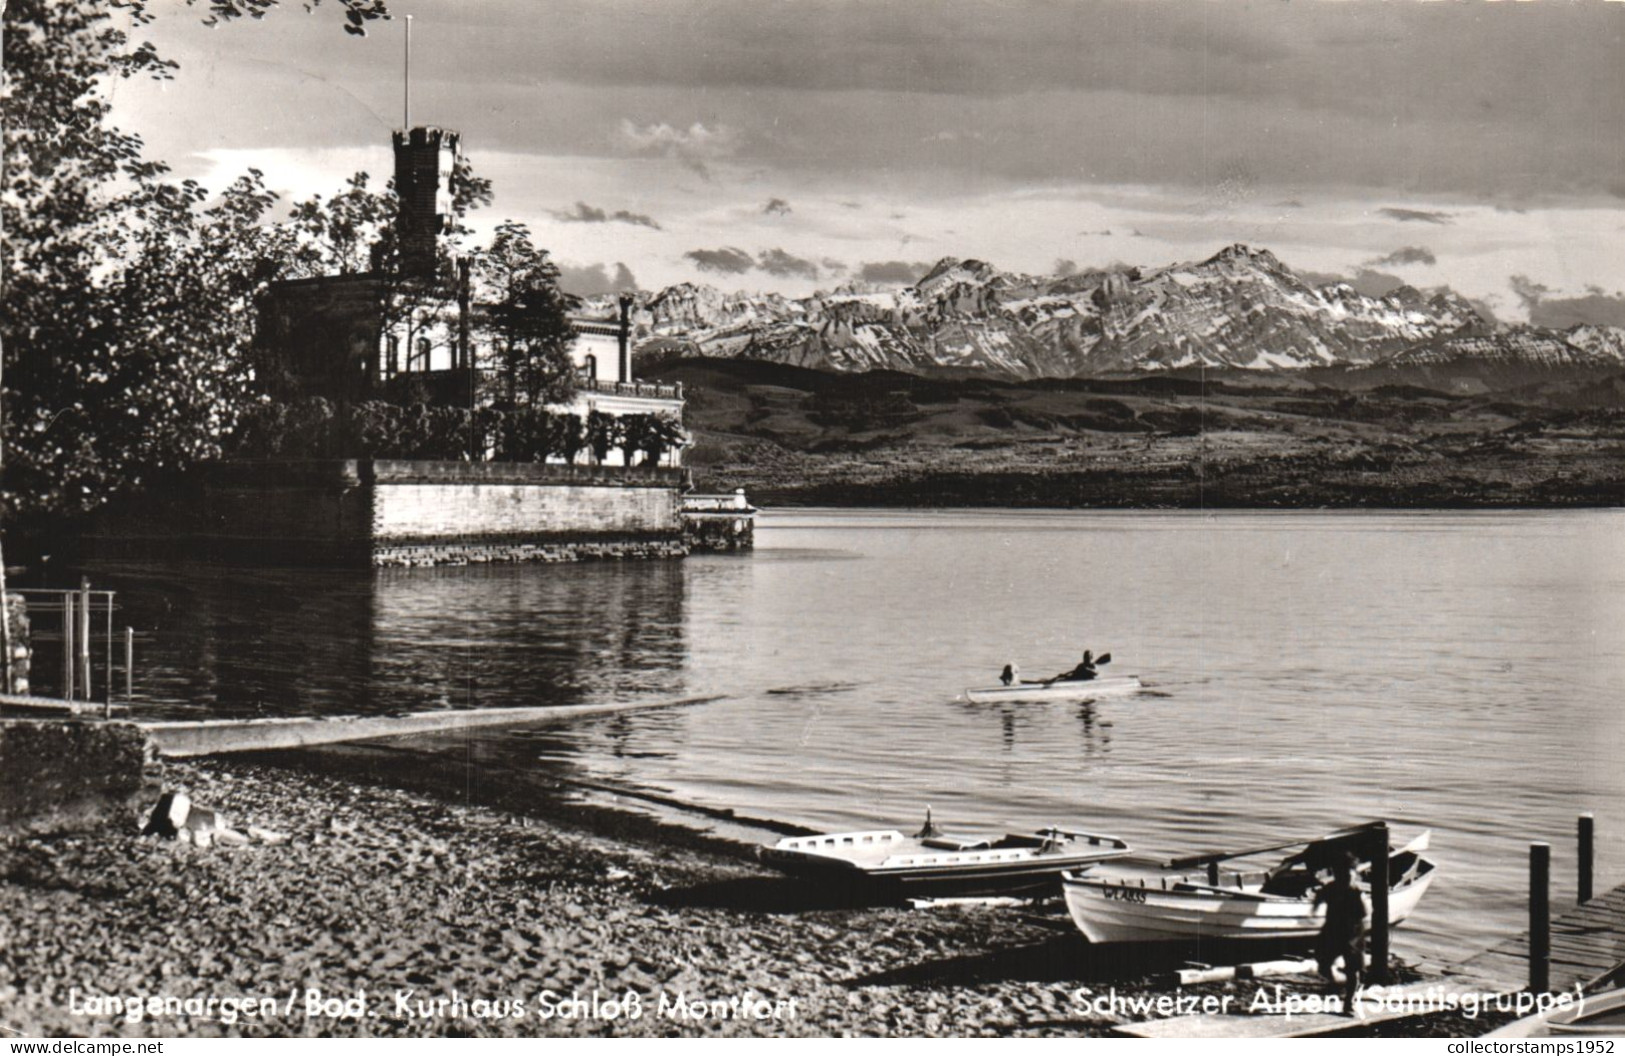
xmin=86 ymin=560 xmax=690 ymax=718
xmin=83 ymin=508 xmax=1625 ymax=964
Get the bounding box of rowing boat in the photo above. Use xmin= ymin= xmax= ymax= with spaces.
xmin=760 ymin=815 xmax=1132 ymax=898
xmin=962 ymin=675 xmax=1143 ymax=703
xmin=1061 ymin=823 xmax=1437 ymax=944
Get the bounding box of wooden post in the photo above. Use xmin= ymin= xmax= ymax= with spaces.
xmin=104 ymin=592 xmax=114 ymax=708
xmin=78 ymin=578 xmax=92 ymax=701
xmin=62 ymin=591 xmax=75 ymax=700
xmin=1530 ymin=841 xmax=1551 ymax=993
xmin=0 ymin=549 xmax=12 ymax=696
xmin=124 ymin=626 xmax=134 ymax=702
xmin=1368 ymin=821 xmax=1390 ymax=984
xmin=1579 ymin=814 xmax=1594 ymax=906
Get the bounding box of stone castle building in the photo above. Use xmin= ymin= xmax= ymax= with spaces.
xmin=176 ymin=124 xmax=755 ymax=565
xmin=255 ymin=125 xmax=686 ymax=468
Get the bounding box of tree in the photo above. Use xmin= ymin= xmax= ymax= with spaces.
xmin=585 ymin=409 xmax=618 ymax=465
xmin=475 ymin=222 xmax=579 ymax=407
xmin=2 ymin=4 xmax=294 ymax=521
xmin=615 ymin=413 xmax=650 ymax=466
xmin=1 ymin=0 xmax=399 ymax=525
xmin=555 ymin=414 xmax=587 ymax=464
xmin=640 ymin=414 xmax=687 ymax=467
xmin=1 ymin=0 xmax=391 ymax=687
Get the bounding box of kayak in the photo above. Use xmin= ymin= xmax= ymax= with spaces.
xmin=962 ymin=675 xmax=1143 ymax=703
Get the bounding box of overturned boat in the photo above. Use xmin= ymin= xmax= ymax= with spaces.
xmin=1061 ymin=822 xmax=1437 ymax=944
xmin=760 ymin=812 xmax=1132 ymax=898
xmin=962 ymin=675 xmax=1144 ymax=703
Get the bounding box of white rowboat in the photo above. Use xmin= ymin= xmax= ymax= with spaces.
xmin=761 ymin=821 xmax=1132 ymax=898
xmin=962 ymin=675 xmax=1143 ymax=703
xmin=1062 ymin=825 xmax=1437 ymax=944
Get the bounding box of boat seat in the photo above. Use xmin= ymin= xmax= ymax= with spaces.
xmin=920 ymin=835 xmax=993 ymax=851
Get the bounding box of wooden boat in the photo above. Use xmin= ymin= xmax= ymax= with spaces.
xmin=760 ymin=812 xmax=1132 ymax=898
xmin=962 ymin=675 xmax=1143 ymax=703
xmin=1061 ymin=823 xmax=1437 ymax=944
xmin=1486 ymin=988 xmax=1625 ymax=1037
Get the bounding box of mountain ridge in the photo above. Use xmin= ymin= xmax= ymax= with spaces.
xmin=582 ymin=245 xmax=1625 ymax=387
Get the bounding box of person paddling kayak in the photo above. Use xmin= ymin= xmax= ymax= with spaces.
xmin=995 ymin=650 xmax=1113 ymax=687
xmin=1053 ymin=650 xmax=1099 ymax=683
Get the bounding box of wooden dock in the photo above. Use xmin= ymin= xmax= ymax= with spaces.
xmin=1453 ymin=878 xmax=1625 ymax=993
xmin=1113 ymin=981 xmax=1493 ymax=1039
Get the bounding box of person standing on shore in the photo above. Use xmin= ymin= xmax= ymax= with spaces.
xmin=1313 ymin=851 xmax=1367 ymax=1014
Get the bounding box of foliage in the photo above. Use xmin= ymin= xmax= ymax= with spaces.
xmin=475 ymin=221 xmax=580 ymax=406
xmin=1 ymin=0 xmax=295 ymax=521
xmin=166 ymin=0 xmax=391 ymax=37
xmin=585 ymin=409 xmax=618 ymax=464
xmin=231 ymin=400 xmax=639 ymax=464
xmin=0 ymin=0 xmax=397 ymax=525
xmin=1 ymin=0 xmax=590 ymax=527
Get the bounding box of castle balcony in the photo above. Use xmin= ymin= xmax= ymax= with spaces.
xmin=580 ymin=378 xmax=683 ymax=400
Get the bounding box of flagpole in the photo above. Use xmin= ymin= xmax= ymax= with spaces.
xmin=404 ymin=14 xmax=412 ymax=129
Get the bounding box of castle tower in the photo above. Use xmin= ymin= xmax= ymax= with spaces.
xmin=392 ymin=126 xmax=461 ymax=279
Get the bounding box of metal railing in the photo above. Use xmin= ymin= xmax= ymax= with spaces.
xmin=683 ymin=490 xmax=753 ymax=513
xmin=581 ymin=378 xmax=684 ymax=400
xmin=12 ymin=582 xmax=135 ymax=709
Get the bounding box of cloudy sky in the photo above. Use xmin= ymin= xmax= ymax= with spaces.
xmin=114 ymin=0 xmax=1625 ymax=323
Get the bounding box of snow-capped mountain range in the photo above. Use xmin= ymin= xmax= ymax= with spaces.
xmin=589 ymin=244 xmax=1625 ymax=382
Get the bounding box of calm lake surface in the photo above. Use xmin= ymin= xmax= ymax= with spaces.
xmin=92 ymin=509 xmax=1625 ymax=963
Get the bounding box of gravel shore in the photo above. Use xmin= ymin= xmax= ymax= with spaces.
xmin=0 ymin=754 xmax=1503 ymax=1037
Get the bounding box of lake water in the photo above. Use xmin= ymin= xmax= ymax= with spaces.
xmin=87 ymin=508 xmax=1625 ymax=963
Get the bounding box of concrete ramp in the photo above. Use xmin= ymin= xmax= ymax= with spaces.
xmin=140 ymin=695 xmax=724 ymax=757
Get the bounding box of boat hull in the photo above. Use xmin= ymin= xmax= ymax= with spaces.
xmin=1063 ymin=856 xmax=1436 ymax=944
xmin=761 ymin=828 xmax=1131 ymax=899
xmin=963 ymin=676 xmax=1143 ymax=703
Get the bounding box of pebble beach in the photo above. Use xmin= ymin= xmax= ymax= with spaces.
xmin=0 ymin=754 xmax=1510 ymax=1038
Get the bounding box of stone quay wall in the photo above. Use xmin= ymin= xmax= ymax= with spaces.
xmin=194 ymin=460 xmax=690 ymax=567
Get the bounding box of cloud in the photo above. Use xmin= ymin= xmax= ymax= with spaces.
xmin=1511 ymin=275 xmax=1625 ymax=329
xmin=1367 ymin=245 xmax=1436 ymax=268
xmin=858 ymin=260 xmax=930 ymax=285
xmin=618 ymin=120 xmax=738 ymax=181
xmin=1054 ymin=258 xmax=1080 ymax=277
xmin=684 ymin=247 xmax=756 ymax=274
xmin=762 ymin=197 xmax=792 ymax=216
xmin=553 ymin=200 xmax=661 ymax=229
xmin=1378 ymin=207 xmax=1453 ymax=225
xmin=558 ymin=262 xmax=640 ymax=296
xmin=756 ymin=247 xmax=819 ymax=280
xmin=820 ymin=257 xmax=849 ymax=275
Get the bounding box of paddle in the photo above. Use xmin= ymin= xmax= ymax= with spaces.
xmin=1167 ymin=821 xmax=1386 ymax=869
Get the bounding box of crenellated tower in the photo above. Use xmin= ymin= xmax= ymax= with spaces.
xmin=392 ymin=125 xmax=461 ymax=279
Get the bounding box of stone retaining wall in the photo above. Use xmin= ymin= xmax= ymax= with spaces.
xmin=191 ymin=459 xmax=688 ymax=567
